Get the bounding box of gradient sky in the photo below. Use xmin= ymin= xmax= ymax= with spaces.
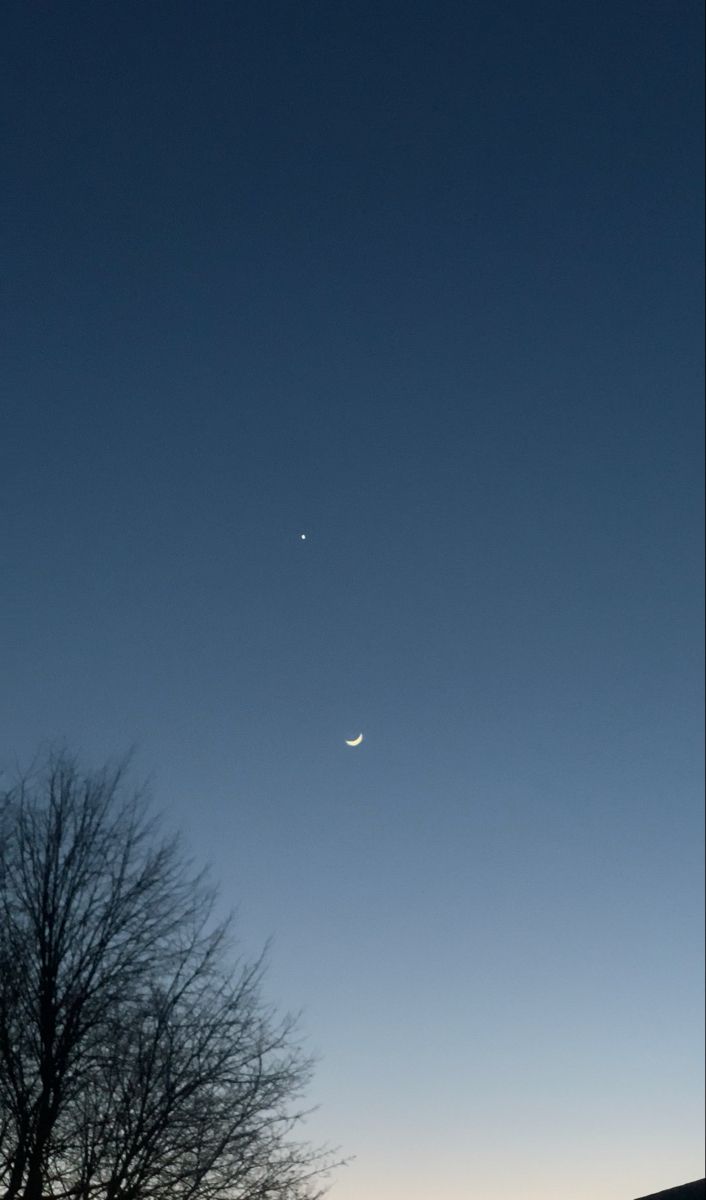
xmin=2 ymin=3 xmax=704 ymax=1198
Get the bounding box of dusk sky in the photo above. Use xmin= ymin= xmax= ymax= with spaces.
xmin=1 ymin=3 xmax=704 ymax=1198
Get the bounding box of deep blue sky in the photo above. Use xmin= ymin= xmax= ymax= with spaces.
xmin=2 ymin=3 xmax=704 ymax=1197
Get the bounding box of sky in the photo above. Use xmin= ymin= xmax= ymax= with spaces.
xmin=1 ymin=2 xmax=704 ymax=1197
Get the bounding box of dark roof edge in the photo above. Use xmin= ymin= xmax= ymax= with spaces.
xmin=634 ymin=1180 xmax=705 ymax=1200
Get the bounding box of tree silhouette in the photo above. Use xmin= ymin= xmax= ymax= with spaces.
xmin=0 ymin=751 xmax=336 ymax=1200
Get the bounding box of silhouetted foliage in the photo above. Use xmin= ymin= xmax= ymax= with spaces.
xmin=0 ymin=751 xmax=337 ymax=1200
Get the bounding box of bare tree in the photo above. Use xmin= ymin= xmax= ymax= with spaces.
xmin=0 ymin=751 xmax=338 ymax=1200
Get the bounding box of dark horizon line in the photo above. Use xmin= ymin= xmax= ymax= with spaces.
xmin=634 ymin=1179 xmax=705 ymax=1200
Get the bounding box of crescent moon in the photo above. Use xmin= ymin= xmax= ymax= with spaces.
xmin=345 ymin=733 xmax=364 ymax=747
